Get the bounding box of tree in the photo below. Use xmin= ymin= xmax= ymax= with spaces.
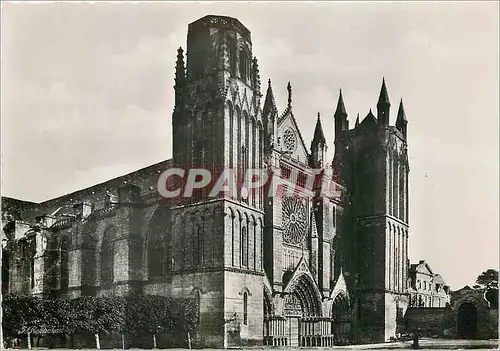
xmin=475 ymin=269 xmax=498 ymax=289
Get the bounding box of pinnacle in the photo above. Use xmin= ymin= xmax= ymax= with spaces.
xmin=313 ymin=112 xmax=326 ymax=144
xmin=355 ymin=113 xmax=360 ymax=127
xmin=335 ymin=89 xmax=347 ymax=116
xmin=396 ymin=98 xmax=408 ymax=130
xmin=377 ymin=77 xmax=390 ymax=106
xmin=263 ymin=78 xmax=277 ymax=116
xmin=397 ymin=98 xmax=407 ymax=122
xmin=287 ymin=81 xmax=292 ymax=108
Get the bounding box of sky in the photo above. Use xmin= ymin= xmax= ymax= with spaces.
xmin=1 ymin=2 xmax=498 ymax=290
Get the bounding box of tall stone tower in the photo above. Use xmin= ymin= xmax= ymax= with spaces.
xmin=169 ymin=15 xmax=265 ymax=347
xmin=334 ymin=80 xmax=410 ymax=342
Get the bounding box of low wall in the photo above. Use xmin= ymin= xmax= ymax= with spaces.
xmin=403 ymin=308 xmax=451 ymax=337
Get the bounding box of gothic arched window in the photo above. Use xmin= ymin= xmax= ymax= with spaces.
xmin=60 ymin=236 xmax=70 ymax=292
xmin=241 ymin=226 xmax=248 ymax=267
xmin=241 ymin=145 xmax=248 ymax=186
xmin=229 ymin=38 xmax=237 ymax=77
xmin=148 ymin=233 xmax=164 ymax=279
xmin=243 ymin=292 xmax=248 ymax=325
xmin=100 ymin=227 xmax=116 ymax=285
xmin=194 ymin=225 xmax=204 ymax=267
xmin=239 ymin=49 xmax=248 ymax=82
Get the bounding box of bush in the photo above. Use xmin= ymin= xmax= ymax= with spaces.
xmin=2 ymin=294 xmax=199 ymax=346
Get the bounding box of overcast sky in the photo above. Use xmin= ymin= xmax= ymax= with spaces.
xmin=1 ymin=2 xmax=498 ymax=290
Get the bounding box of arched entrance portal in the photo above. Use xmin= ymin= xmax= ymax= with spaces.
xmin=332 ymin=292 xmax=352 ymax=345
xmin=457 ymin=303 xmax=477 ymax=339
xmin=283 ymin=274 xmax=332 ymax=347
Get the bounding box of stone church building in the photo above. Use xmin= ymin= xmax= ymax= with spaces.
xmin=2 ymin=15 xmax=411 ymax=347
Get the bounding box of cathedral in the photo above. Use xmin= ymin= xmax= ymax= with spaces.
xmin=1 ymin=15 xmax=411 ymax=347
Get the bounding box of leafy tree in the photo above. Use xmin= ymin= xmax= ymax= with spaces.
xmin=475 ymin=269 xmax=499 ymax=289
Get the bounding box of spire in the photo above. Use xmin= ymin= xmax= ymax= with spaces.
xmin=335 ymin=89 xmax=347 ymax=116
xmin=310 ymin=112 xmax=327 ymax=168
xmin=287 ymin=81 xmax=292 ymax=109
xmin=396 ymin=98 xmax=408 ymax=138
xmin=377 ymin=77 xmax=390 ymax=106
xmin=263 ymin=79 xmax=277 ymax=119
xmin=334 ymin=89 xmax=348 ymax=138
xmin=396 ymin=98 xmax=407 ymax=123
xmin=313 ymin=113 xmax=326 ymax=145
xmin=377 ymin=78 xmax=390 ymax=126
xmin=355 ymin=113 xmax=360 ymax=127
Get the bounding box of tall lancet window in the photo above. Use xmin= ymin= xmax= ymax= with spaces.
xmin=393 ymin=157 xmax=399 ymax=218
xmin=241 ymin=145 xmax=248 ymax=187
xmin=251 ymin=120 xmax=256 ymax=207
xmin=101 ymin=227 xmax=116 ymax=285
xmin=241 ymin=226 xmax=248 ymax=267
xmin=194 ymin=225 xmax=204 ymax=267
xmin=60 ymin=236 xmax=70 ymax=292
xmin=239 ymin=49 xmax=248 ymax=82
xmin=243 ymin=292 xmax=248 ymax=325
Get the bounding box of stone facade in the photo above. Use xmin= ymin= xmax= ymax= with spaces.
xmin=2 ymin=15 xmax=413 ymax=347
xmin=407 ymin=260 xmax=451 ymax=308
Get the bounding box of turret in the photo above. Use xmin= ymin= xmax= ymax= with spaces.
xmin=334 ymin=90 xmax=348 ymax=138
xmin=377 ymin=78 xmax=391 ymax=126
xmin=396 ymin=98 xmax=408 ymax=139
xmin=310 ymin=113 xmax=327 ymax=167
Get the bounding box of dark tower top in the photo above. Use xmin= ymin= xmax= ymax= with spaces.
xmin=377 ymin=78 xmax=391 ymax=126
xmin=188 ymin=15 xmax=251 ymax=43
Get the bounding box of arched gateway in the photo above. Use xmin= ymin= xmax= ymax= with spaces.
xmin=457 ymin=302 xmax=477 ymax=339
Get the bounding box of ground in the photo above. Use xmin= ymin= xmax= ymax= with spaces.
xmin=3 ymin=338 xmax=499 ymax=350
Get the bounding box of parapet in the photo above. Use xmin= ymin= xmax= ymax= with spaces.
xmin=188 ymin=15 xmax=251 ymax=43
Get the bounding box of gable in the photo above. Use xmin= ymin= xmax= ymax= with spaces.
xmin=277 ymin=110 xmax=309 ymax=164
xmin=416 ymin=262 xmax=434 ymax=276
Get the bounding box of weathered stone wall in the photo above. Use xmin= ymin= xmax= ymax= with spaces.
xmin=404 ymin=307 xmax=448 ymax=337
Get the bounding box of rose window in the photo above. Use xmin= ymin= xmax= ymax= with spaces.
xmin=282 ymin=196 xmax=308 ymax=245
xmin=283 ymin=128 xmax=297 ymax=151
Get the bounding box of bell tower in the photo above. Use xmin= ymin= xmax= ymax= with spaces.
xmin=172 ymin=15 xmax=263 ymax=205
xmin=169 ymin=16 xmax=265 ymax=348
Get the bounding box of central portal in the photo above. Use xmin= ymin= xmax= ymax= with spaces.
xmin=284 ymin=293 xmax=302 ymax=346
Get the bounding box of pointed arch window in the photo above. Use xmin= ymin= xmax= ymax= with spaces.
xmin=241 ymin=226 xmax=248 ymax=267
xmin=60 ymin=236 xmax=70 ymax=292
xmin=101 ymin=227 xmax=115 ymax=285
xmin=148 ymin=234 xmax=165 ymax=279
xmin=239 ymin=49 xmax=248 ymax=82
xmin=229 ymin=39 xmax=237 ymax=77
xmin=30 ymin=254 xmax=35 ymax=290
xmin=194 ymin=225 xmax=204 ymax=267
xmin=243 ymin=292 xmax=248 ymax=325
